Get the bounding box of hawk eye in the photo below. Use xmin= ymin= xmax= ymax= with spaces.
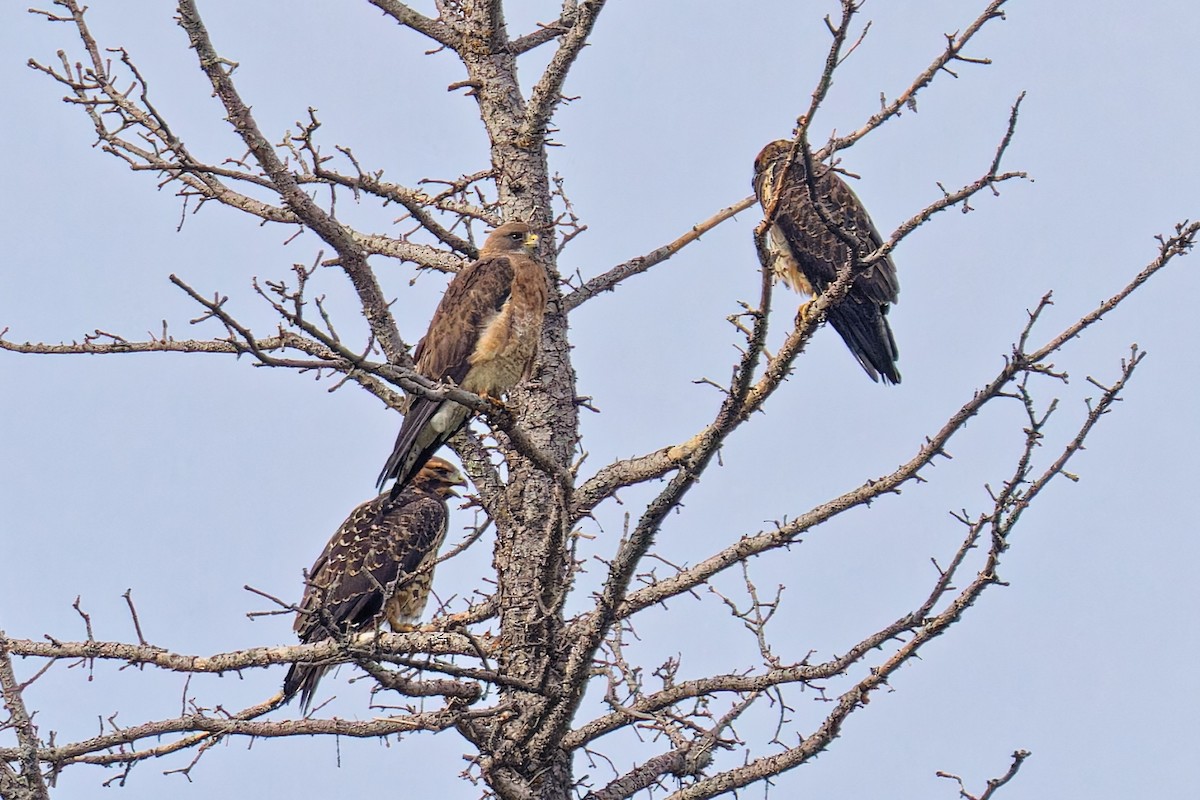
xmin=510 ymin=232 xmax=523 ymax=240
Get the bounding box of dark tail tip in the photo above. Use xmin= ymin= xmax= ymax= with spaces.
xmin=283 ymin=662 xmax=327 ymax=714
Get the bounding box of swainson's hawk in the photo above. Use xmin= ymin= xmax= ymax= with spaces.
xmin=753 ymin=139 xmax=901 ymax=384
xmin=378 ymin=221 xmax=546 ymax=495
xmin=283 ymin=457 xmax=466 ymax=712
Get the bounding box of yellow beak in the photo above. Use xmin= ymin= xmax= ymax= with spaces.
xmin=524 ymin=232 xmax=539 ymax=248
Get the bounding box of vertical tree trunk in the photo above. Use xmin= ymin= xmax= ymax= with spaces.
xmin=458 ymin=11 xmax=579 ymax=795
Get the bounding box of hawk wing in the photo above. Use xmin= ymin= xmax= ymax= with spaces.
xmin=284 ymin=485 xmax=449 ymax=712
xmin=377 ymin=255 xmax=516 ymax=494
xmin=754 ymin=140 xmax=901 ymax=384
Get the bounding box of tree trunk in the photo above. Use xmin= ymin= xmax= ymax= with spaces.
xmin=459 ymin=13 xmax=580 ymax=795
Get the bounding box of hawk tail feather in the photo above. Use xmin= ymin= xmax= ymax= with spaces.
xmin=827 ymin=304 xmax=901 ymax=385
xmin=283 ymin=661 xmax=331 ymax=714
xmin=378 ymin=399 xmax=469 ymax=497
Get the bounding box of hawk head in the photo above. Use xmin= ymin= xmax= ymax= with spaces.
xmin=752 ymin=139 xmax=796 ymax=198
xmin=411 ymin=456 xmax=468 ymax=498
xmin=483 ymin=221 xmax=539 ymax=257
xmin=753 ymin=139 xmax=792 ymax=173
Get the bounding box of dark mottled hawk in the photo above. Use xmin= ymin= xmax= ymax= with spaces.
xmin=283 ymin=457 xmax=466 ymax=711
xmin=753 ymin=139 xmax=901 ymax=384
xmin=378 ymin=221 xmax=546 ymax=495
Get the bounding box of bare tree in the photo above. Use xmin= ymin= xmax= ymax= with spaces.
xmin=1 ymin=1 xmax=1194 ymax=799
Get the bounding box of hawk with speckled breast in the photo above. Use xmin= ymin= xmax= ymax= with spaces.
xmin=753 ymin=139 xmax=901 ymax=384
xmin=283 ymin=457 xmax=466 ymax=711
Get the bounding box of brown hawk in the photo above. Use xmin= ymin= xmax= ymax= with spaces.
xmin=753 ymin=139 xmax=901 ymax=384
xmin=283 ymin=457 xmax=466 ymax=711
xmin=378 ymin=221 xmax=546 ymax=495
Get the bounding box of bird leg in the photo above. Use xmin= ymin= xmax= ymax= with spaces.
xmin=420 ymin=610 xmax=472 ymax=631
xmin=480 ymin=392 xmax=515 ymax=412
xmin=795 ymin=300 xmax=820 ymax=328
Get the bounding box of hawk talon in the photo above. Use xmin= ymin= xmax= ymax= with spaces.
xmin=456 ymin=492 xmax=483 ymax=511
xmin=795 ymin=301 xmax=819 ymax=327
xmin=481 ymin=393 xmax=512 ymax=411
xmin=421 ymin=610 xmax=473 ymax=632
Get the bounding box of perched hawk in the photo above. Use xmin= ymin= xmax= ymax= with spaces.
xmin=378 ymin=221 xmax=546 ymax=495
xmin=753 ymin=139 xmax=901 ymax=384
xmin=283 ymin=457 xmax=466 ymax=712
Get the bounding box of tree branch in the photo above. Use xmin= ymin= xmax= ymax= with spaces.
xmin=3 ymin=630 xmax=490 ymax=672
xmin=26 ymin=3 xmax=299 ymax=227
xmin=563 ymin=197 xmax=756 ymax=311
xmin=532 ymin=217 xmax=779 ymax=764
xmin=175 ymin=0 xmax=406 ymax=363
xmin=614 ymin=221 xmax=1191 ymax=618
xmin=520 ymin=0 xmax=607 ymax=147
xmin=0 ymin=633 xmax=50 ymax=800
xmin=1 ymin=704 xmax=493 ymax=769
xmin=509 ymin=2 xmax=577 ymax=55
xmin=654 ymin=346 xmax=1132 ymax=799
xmin=365 ymin=0 xmax=461 ymax=50
xmin=937 ymin=750 xmax=1033 ymax=800
xmin=825 ymin=0 xmax=1011 ymax=157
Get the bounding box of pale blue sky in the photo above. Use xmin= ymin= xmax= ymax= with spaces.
xmin=2 ymin=2 xmax=1197 ymax=798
